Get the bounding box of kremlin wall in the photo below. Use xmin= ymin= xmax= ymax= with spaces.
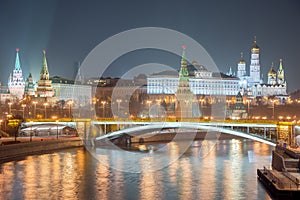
xmin=0 ymin=38 xmax=294 ymax=120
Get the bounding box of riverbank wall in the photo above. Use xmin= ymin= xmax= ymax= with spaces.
xmin=0 ymin=137 xmax=83 ymax=163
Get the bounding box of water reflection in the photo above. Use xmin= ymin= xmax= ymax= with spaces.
xmin=140 ymin=157 xmax=162 ymax=200
xmin=0 ymin=140 xmax=274 ymax=199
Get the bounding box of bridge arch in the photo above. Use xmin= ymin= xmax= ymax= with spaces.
xmin=95 ymin=122 xmax=276 ymax=146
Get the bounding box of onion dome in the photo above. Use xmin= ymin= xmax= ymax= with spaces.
xmin=238 ymin=52 xmax=246 ymax=64
xmin=268 ymin=63 xmax=276 ymax=76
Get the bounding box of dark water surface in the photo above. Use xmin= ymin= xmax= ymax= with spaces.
xmin=0 ymin=139 xmax=274 ymax=200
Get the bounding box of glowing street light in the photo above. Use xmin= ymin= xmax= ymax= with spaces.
xmin=246 ymin=99 xmax=251 ymax=118
xmin=43 ymin=102 xmax=48 ymax=119
xmin=32 ymin=101 xmax=37 ymax=119
xmin=270 ymin=100 xmax=275 ymax=119
xmin=29 ymin=121 xmax=33 ymax=142
xmin=101 ymin=101 xmax=106 ymax=117
xmin=8 ymin=102 xmax=12 ymax=114
xmin=67 ymin=101 xmax=73 ymax=118
xmin=116 ymin=99 xmax=122 ymax=117
xmin=146 ymin=100 xmax=152 ymax=108
xmin=21 ymin=104 xmax=26 ymax=119
xmin=52 ymin=116 xmax=59 ymax=139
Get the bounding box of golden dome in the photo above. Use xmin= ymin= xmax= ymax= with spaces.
xmin=268 ymin=63 xmax=276 ymax=76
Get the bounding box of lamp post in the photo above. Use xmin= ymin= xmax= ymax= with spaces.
xmin=56 ymin=120 xmax=59 ymax=139
xmin=146 ymin=100 xmax=151 ymax=108
xmin=32 ymin=101 xmax=37 ymax=119
xmin=101 ymin=101 xmax=106 ymax=118
xmin=8 ymin=102 xmax=12 ymax=114
xmin=21 ymin=104 xmax=26 ymax=119
xmin=116 ymin=99 xmax=122 ymax=117
xmin=43 ymin=103 xmax=48 ymax=119
xmin=30 ymin=121 xmax=33 ymax=142
xmin=0 ymin=119 xmax=2 ymax=131
xmin=246 ymin=99 xmax=251 ymax=119
xmin=52 ymin=116 xmax=59 ymax=139
xmin=67 ymin=101 xmax=73 ymax=118
xmin=271 ymin=100 xmax=275 ymax=119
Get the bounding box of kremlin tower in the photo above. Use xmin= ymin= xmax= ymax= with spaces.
xmin=36 ymin=50 xmax=55 ymax=98
xmin=8 ymin=48 xmax=25 ymax=100
xmin=175 ymin=46 xmax=193 ymax=119
xmin=24 ymin=73 xmax=35 ymax=96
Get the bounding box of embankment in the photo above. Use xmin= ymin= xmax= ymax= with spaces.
xmin=0 ymin=137 xmax=83 ymax=163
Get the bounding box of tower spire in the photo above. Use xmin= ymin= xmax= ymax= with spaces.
xmin=252 ymin=36 xmax=259 ymax=49
xmin=277 ymin=58 xmax=285 ymax=85
xmin=40 ymin=50 xmax=49 ymax=80
xmin=179 ymin=45 xmax=189 ymax=80
xmin=279 ymin=58 xmax=283 ymax=70
xmin=15 ymin=48 xmax=21 ymax=70
xmin=181 ymin=45 xmax=187 ymax=67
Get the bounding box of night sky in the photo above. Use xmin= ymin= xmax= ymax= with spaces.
xmin=0 ymin=0 xmax=299 ymax=92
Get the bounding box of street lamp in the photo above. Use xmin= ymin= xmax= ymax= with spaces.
xmin=21 ymin=104 xmax=26 ymax=119
xmin=56 ymin=120 xmax=59 ymax=139
xmin=32 ymin=101 xmax=37 ymax=119
xmin=52 ymin=116 xmax=59 ymax=139
xmin=270 ymin=100 xmax=275 ymax=119
xmin=146 ymin=100 xmax=152 ymax=108
xmin=246 ymin=99 xmax=251 ymax=116
xmin=67 ymin=101 xmax=73 ymax=118
xmin=101 ymin=101 xmax=106 ymax=117
xmin=8 ymin=102 xmax=12 ymax=114
xmin=116 ymin=99 xmax=122 ymax=117
xmin=30 ymin=121 xmax=33 ymax=142
xmin=43 ymin=102 xmax=48 ymax=119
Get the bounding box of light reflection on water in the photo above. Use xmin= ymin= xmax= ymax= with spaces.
xmin=0 ymin=139 xmax=273 ymax=199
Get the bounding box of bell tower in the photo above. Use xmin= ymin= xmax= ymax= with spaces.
xmin=249 ymin=37 xmax=261 ymax=85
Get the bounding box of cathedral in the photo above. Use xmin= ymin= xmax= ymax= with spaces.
xmin=234 ymin=37 xmax=287 ymax=98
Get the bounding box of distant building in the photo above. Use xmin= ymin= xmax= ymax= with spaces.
xmin=147 ymin=50 xmax=240 ymax=97
xmin=235 ymin=37 xmax=287 ymax=99
xmin=51 ymin=76 xmax=92 ymax=106
xmin=0 ymin=84 xmax=11 ymax=104
xmin=251 ymin=59 xmax=287 ymax=98
xmin=8 ymin=48 xmax=25 ymax=100
xmin=230 ymin=92 xmax=248 ymax=119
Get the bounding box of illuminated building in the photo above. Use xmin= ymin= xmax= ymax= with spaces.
xmin=147 ymin=49 xmax=240 ymax=97
xmin=234 ymin=38 xmax=287 ymax=99
xmin=0 ymin=84 xmax=10 ymax=104
xmin=8 ymin=48 xmax=25 ymax=100
xmin=230 ymin=92 xmax=247 ymax=119
xmin=251 ymin=59 xmax=287 ymax=98
xmin=51 ymin=76 xmax=92 ymax=106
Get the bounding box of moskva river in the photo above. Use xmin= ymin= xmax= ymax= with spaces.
xmin=0 ymin=139 xmax=274 ymax=199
